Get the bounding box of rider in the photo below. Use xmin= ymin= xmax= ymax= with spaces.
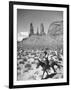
xmin=43 ymin=51 xmax=50 ymax=73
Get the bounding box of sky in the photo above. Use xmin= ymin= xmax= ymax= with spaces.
xmin=17 ymin=9 xmax=63 ymax=34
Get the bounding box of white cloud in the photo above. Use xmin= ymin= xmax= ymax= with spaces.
xmin=18 ymin=32 xmax=29 ymax=41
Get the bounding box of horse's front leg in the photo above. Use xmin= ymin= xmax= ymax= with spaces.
xmin=42 ymin=69 xmax=49 ymax=79
xmin=46 ymin=69 xmax=48 ymax=76
xmin=42 ymin=70 xmax=45 ymax=79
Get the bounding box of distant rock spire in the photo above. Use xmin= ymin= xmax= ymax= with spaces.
xmin=40 ymin=23 xmax=45 ymax=35
xmin=36 ymin=27 xmax=39 ymax=35
xmin=29 ymin=23 xmax=34 ymax=36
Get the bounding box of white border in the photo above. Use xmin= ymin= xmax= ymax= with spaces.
xmin=13 ymin=5 xmax=67 ymax=85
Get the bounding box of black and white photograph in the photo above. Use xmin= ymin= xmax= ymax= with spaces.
xmin=9 ymin=1 xmax=69 ymax=88
xmin=17 ymin=9 xmax=63 ymax=81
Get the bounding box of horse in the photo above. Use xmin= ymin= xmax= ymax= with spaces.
xmin=37 ymin=56 xmax=63 ymax=79
xmin=36 ymin=57 xmax=50 ymax=79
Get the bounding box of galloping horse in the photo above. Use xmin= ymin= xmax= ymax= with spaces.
xmin=36 ymin=51 xmax=63 ymax=79
xmin=37 ymin=57 xmax=50 ymax=79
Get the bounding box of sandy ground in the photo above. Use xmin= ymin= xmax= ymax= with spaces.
xmin=17 ymin=49 xmax=63 ymax=80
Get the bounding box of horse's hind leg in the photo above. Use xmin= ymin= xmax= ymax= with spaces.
xmin=51 ymin=65 xmax=56 ymax=73
xmin=55 ymin=63 xmax=61 ymax=69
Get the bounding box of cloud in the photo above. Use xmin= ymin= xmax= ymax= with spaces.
xmin=18 ymin=32 xmax=29 ymax=41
